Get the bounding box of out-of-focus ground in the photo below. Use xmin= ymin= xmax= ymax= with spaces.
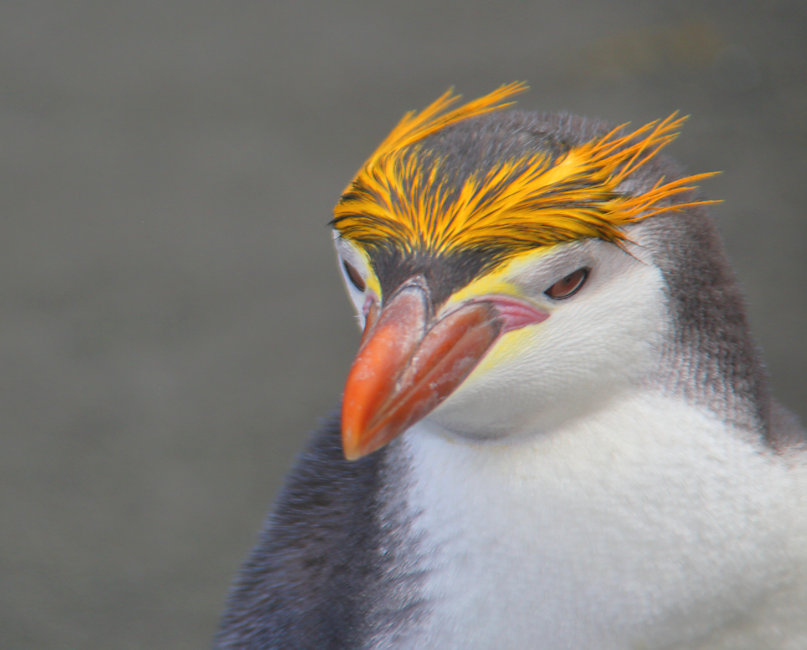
xmin=2 ymin=2 xmax=805 ymax=647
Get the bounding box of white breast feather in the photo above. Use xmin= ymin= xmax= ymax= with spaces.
xmin=375 ymin=394 xmax=807 ymax=649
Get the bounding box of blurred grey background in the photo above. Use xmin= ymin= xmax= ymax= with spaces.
xmin=2 ymin=1 xmax=805 ymax=647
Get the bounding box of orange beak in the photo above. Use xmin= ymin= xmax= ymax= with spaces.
xmin=340 ymin=277 xmax=548 ymax=460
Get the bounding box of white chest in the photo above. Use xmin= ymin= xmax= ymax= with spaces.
xmin=372 ymin=393 xmax=807 ymax=649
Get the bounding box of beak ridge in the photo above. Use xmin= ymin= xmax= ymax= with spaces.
xmin=341 ymin=278 xmax=502 ymax=460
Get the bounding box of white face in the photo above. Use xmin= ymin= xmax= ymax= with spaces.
xmin=333 ymin=231 xmax=379 ymax=330
xmin=333 ymin=232 xmax=670 ymax=440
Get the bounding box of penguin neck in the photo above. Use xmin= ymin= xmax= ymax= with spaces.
xmin=636 ymin=213 xmax=773 ymax=439
xmin=372 ymin=388 xmax=805 ymax=649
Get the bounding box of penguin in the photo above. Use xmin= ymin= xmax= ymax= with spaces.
xmin=216 ymin=83 xmax=807 ymax=649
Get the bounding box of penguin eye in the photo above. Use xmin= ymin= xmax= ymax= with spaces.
xmin=545 ymin=268 xmax=589 ymax=300
xmin=343 ymin=261 xmax=366 ymax=292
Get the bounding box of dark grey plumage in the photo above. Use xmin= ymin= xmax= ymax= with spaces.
xmin=216 ymin=415 xmax=387 ymax=648
xmin=216 ymin=416 xmax=423 ymax=649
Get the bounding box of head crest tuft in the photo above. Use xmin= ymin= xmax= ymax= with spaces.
xmin=333 ymin=85 xmax=718 ymax=264
xmin=357 ymin=82 xmax=528 ymax=180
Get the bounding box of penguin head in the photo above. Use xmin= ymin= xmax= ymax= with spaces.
xmin=330 ymin=84 xmax=762 ymax=459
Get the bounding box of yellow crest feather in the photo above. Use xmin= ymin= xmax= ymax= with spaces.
xmin=353 ymin=81 xmax=529 ymax=187
xmin=333 ymin=85 xmax=718 ymax=263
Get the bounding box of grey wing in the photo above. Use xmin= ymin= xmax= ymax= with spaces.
xmin=215 ymin=412 xmax=386 ymax=649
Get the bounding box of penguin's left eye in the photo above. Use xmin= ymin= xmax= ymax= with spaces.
xmin=343 ymin=261 xmax=366 ymax=292
xmin=545 ymin=268 xmax=589 ymax=300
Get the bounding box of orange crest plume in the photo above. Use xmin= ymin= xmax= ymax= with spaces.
xmin=332 ymin=84 xmax=717 ymax=262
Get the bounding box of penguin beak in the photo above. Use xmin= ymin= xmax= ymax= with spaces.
xmin=340 ymin=277 xmax=548 ymax=460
